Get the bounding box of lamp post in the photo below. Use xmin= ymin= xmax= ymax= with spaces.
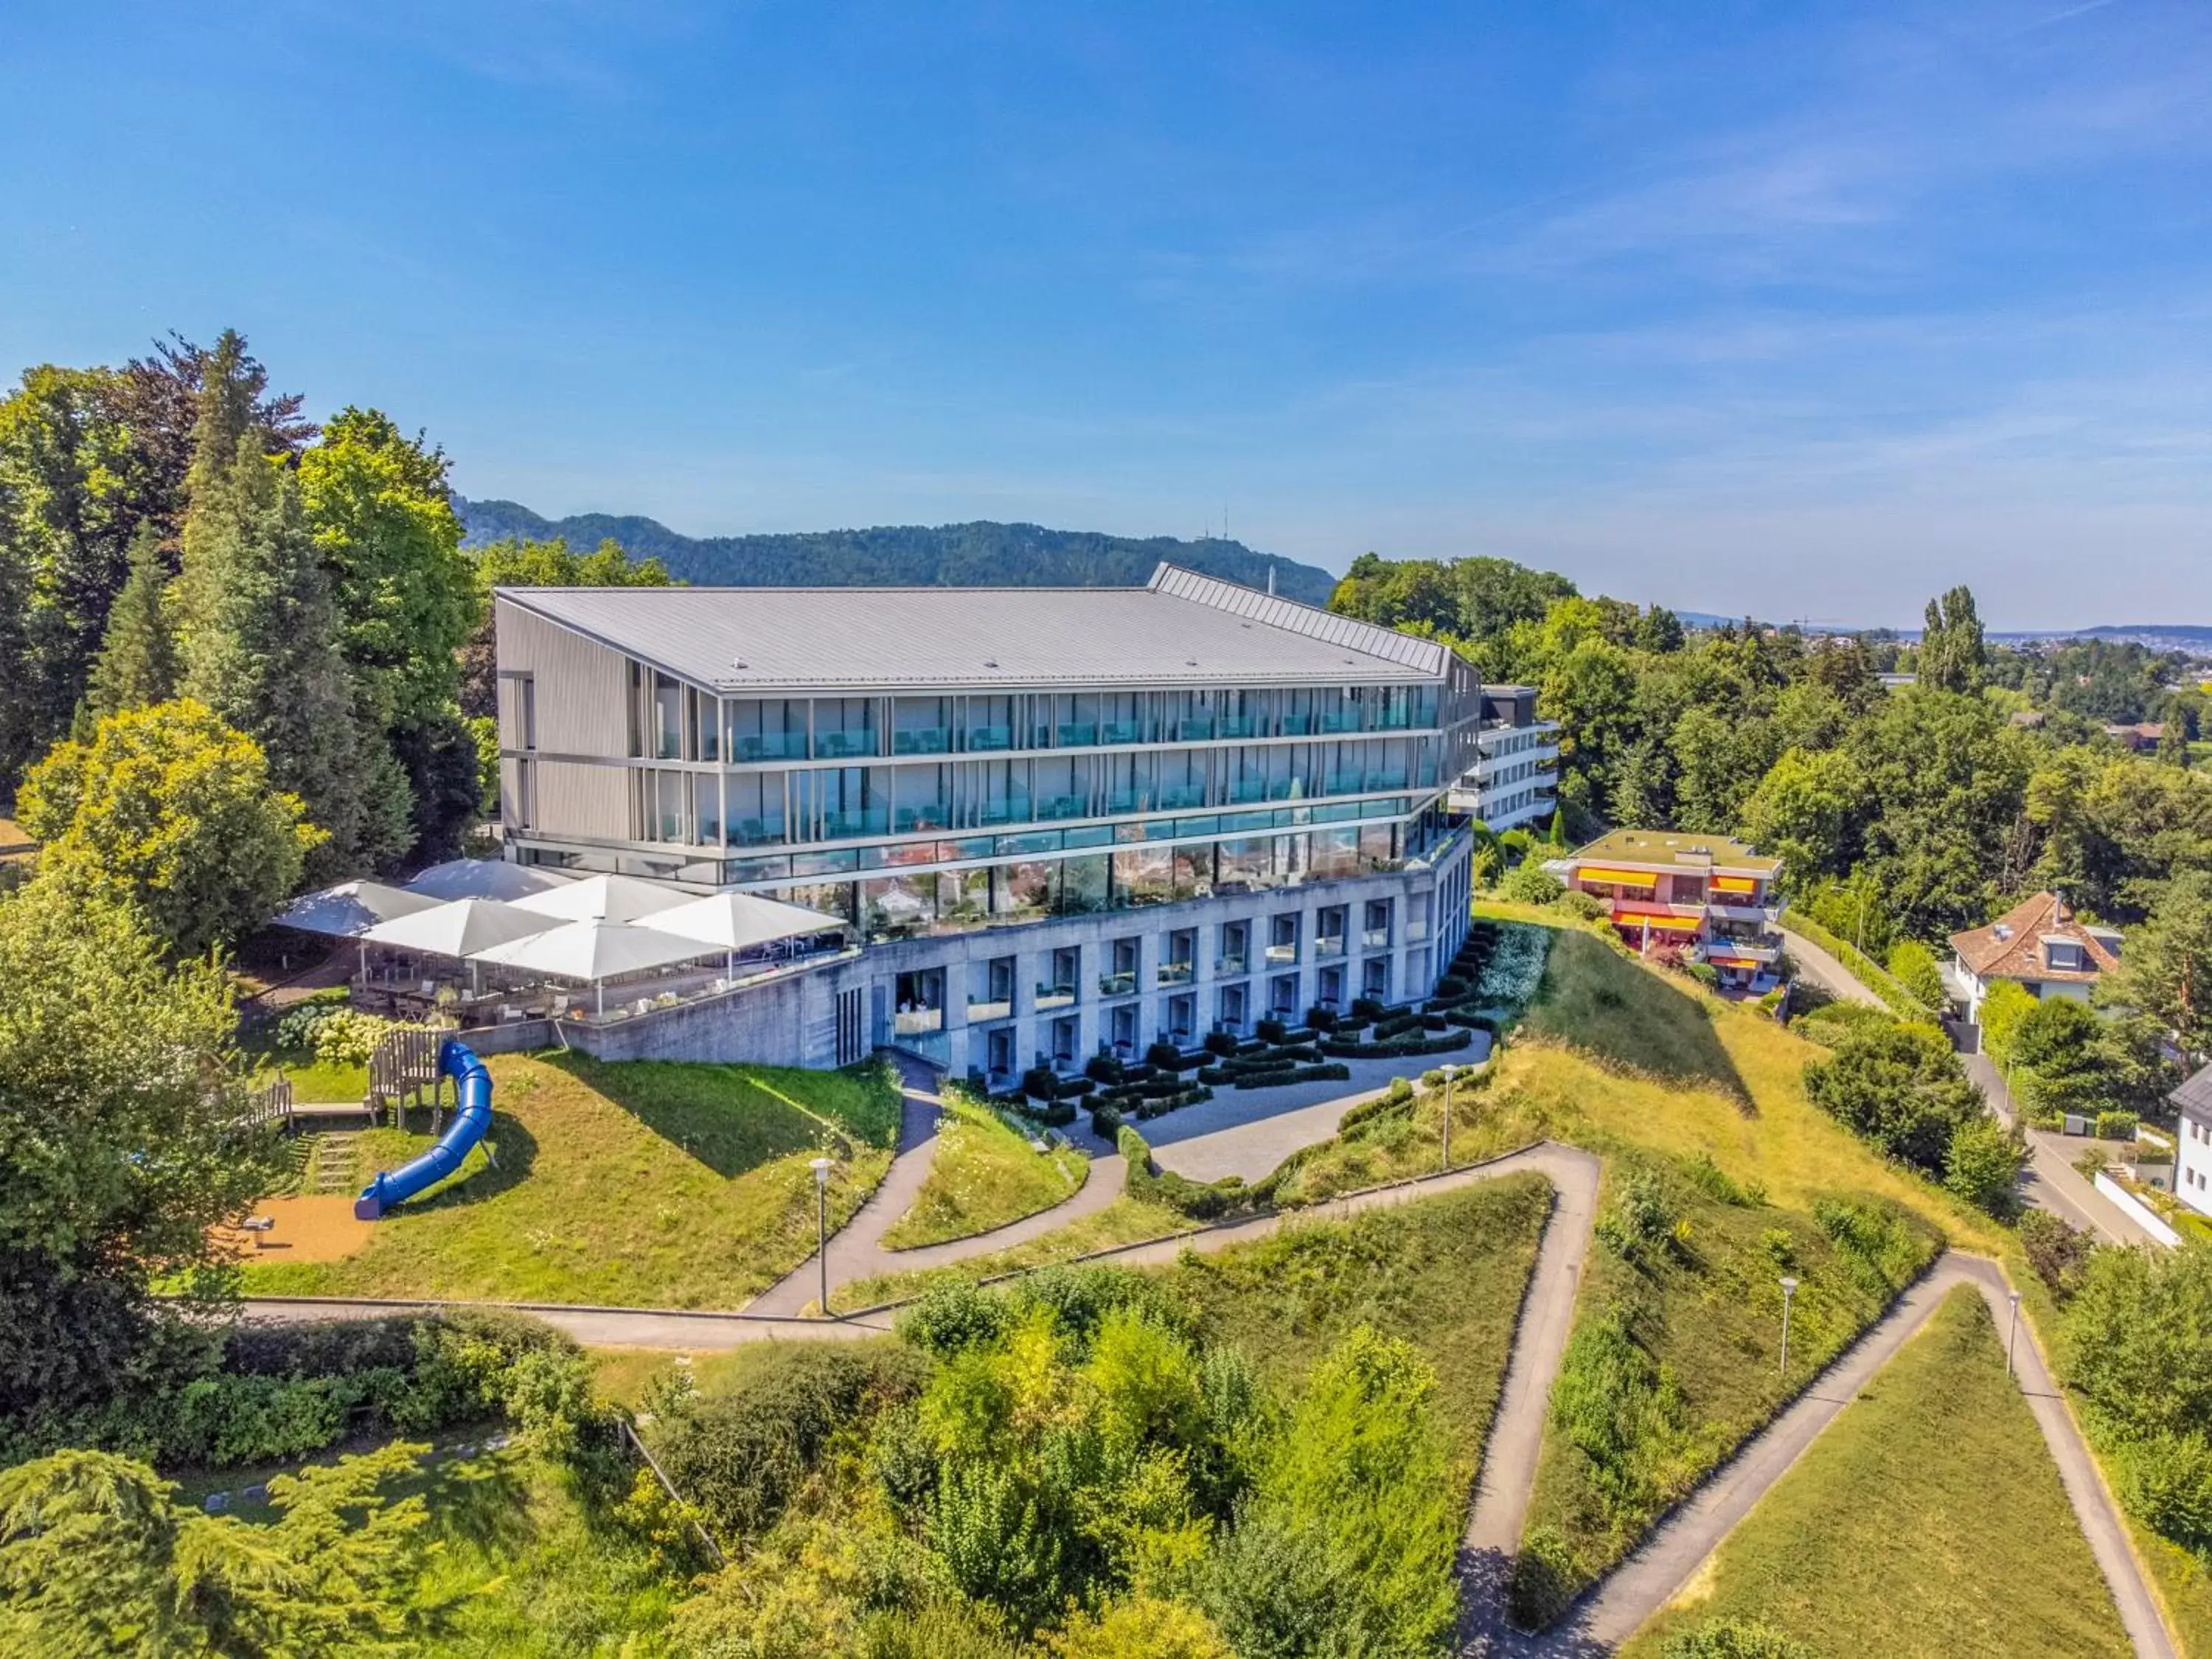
xmin=810 ymin=1156 xmax=832 ymax=1318
xmin=1779 ymin=1276 xmax=1799 ymax=1382
xmin=2006 ymin=1289 xmax=2023 ymax=1377
xmin=1440 ymin=1064 xmax=1458 ymax=1172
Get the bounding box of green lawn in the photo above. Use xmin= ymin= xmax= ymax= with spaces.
xmin=1159 ymin=1173 xmax=1553 ymax=1466
xmin=239 ymin=1052 xmax=901 ymax=1308
xmin=1623 ymin=1286 xmax=2132 ymax=1659
xmin=880 ymin=1090 xmax=1088 ymax=1250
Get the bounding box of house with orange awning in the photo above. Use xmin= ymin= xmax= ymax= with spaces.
xmin=1544 ymin=829 xmax=1785 ymax=987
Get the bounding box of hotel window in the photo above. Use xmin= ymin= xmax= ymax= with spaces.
xmin=1267 ymin=913 xmax=1300 ymax=965
xmin=1362 ymin=957 xmax=1390 ymax=1000
xmin=1316 ymin=906 xmax=1347 ymax=958
xmin=1217 ymin=982 xmax=1248 ymax=1031
xmin=1317 ymin=964 xmax=1344 ymax=1010
xmin=1269 ymin=973 xmax=1299 ymax=1015
xmin=653 ymin=673 xmax=684 ymax=760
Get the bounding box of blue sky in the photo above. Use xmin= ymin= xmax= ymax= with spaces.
xmin=4 ymin=1 xmax=2207 ymax=627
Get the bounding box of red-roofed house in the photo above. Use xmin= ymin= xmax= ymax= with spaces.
xmin=1947 ymin=891 xmax=2121 ymax=1023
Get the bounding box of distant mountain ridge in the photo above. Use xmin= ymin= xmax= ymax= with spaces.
xmin=453 ymin=497 xmax=1340 ymax=605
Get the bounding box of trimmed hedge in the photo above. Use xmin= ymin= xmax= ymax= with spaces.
xmin=1318 ymin=1027 xmax=1473 ymax=1061
xmin=1119 ymin=1124 xmax=1256 ymax=1221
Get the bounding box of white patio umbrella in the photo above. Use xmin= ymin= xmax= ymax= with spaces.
xmin=650 ymin=891 xmax=849 ymax=976
xmin=403 ymin=858 xmax=575 ymax=902
xmin=275 ymin=880 xmax=439 ymax=939
xmin=362 ymin=897 xmax=559 ymax=959
xmin=509 ymin=873 xmax=692 ymax=925
xmin=471 ymin=919 xmax=717 ymax=1015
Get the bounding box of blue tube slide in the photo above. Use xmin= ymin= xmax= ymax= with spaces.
xmin=354 ymin=1037 xmax=492 ymax=1220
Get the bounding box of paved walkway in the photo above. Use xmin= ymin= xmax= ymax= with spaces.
xmin=1506 ymin=1253 xmax=2175 ymax=1659
xmin=1780 ymin=927 xmax=2151 ymax=1247
xmin=1146 ymin=1037 xmax=1493 ymax=1183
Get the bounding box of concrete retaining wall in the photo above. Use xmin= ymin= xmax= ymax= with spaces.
xmin=2093 ymin=1171 xmax=2182 ymax=1248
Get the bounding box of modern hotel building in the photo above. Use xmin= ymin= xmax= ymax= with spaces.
xmin=492 ymin=566 xmax=1484 ymax=1079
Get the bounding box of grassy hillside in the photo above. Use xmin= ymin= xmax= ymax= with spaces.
xmin=456 ymin=498 xmax=1340 ymax=603
xmin=1161 ymin=1174 xmax=1552 ymax=1464
xmin=881 ymin=1091 xmax=1088 ymax=1250
xmin=1623 ymin=1286 xmax=2132 ymax=1659
xmin=238 ymin=1053 xmax=900 ymax=1307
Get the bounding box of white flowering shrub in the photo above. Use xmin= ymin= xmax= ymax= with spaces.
xmin=1475 ymin=923 xmax=1551 ymax=1009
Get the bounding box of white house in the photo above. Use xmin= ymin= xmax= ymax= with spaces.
xmin=1946 ymin=891 xmax=2121 ymax=1023
xmin=2172 ymin=1063 xmax=2212 ymax=1220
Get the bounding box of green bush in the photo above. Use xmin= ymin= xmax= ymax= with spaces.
xmin=1498 ymin=862 xmax=1563 ymax=906
xmin=1885 ymin=939 xmax=1947 ymax=1009
xmin=1557 ymin=889 xmax=1610 ymax=923
xmin=1318 ymin=1029 xmax=1472 ymax=1061
xmin=1119 ymin=1123 xmax=1256 ymax=1220
xmin=2096 ymin=1109 xmax=2140 ymax=1143
xmin=653 ymin=1343 xmax=930 ymax=1540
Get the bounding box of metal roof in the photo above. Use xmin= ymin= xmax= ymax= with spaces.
xmin=495 ymin=563 xmax=1448 ymax=692
xmin=2174 ymin=1062 xmax=2212 ymax=1122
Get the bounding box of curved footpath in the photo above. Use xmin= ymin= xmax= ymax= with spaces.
xmin=1478 ymin=1251 xmax=2174 ymax=1659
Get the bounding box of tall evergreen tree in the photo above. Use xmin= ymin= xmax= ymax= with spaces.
xmin=1919 ymin=585 xmax=1986 ymax=695
xmin=86 ymin=524 xmax=175 ymax=716
xmin=173 ymin=347 xmax=366 ymax=877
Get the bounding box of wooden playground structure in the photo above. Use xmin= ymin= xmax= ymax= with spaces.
xmin=366 ymin=1026 xmax=453 ymax=1130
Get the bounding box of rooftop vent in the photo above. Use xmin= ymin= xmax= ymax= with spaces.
xmin=1993 ymin=924 xmax=2014 ymax=941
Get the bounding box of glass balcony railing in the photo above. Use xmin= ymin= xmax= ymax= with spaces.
xmin=1101 ymin=720 xmax=1141 ymax=745
xmin=1228 ymin=780 xmax=1267 ymax=804
xmin=1057 ymin=722 xmax=1096 ymax=747
xmin=733 ymin=732 xmax=806 ymax=762
xmin=978 ymin=799 xmax=1032 ymax=827
xmin=1265 ymin=941 xmax=1298 ymax=965
xmin=1316 ymin=933 xmax=1346 ymax=959
xmin=1157 ymin=961 xmax=1194 ymax=987
xmin=815 ymin=730 xmax=873 ymax=759
xmin=893 ymin=728 xmax=948 ymax=755
xmin=822 ymin=808 xmax=890 ymax=838
xmin=1217 ymin=716 xmax=1256 ymax=738
xmin=1039 ymin=794 xmax=1088 ymax=821
xmin=1318 ymin=712 xmax=1360 ymax=734
xmin=655 ymin=733 xmax=682 ymax=760
xmin=1325 ymin=773 xmax=1363 ymax=794
xmin=1036 ymin=983 xmax=1076 ymax=1009
xmin=894 ymin=806 xmax=950 ymax=834
xmin=1099 ymin=971 xmax=1137 ymax=998
xmin=1362 ymin=928 xmax=1391 ymax=950
xmin=729 ymin=817 xmax=784 ymax=846
xmin=1377 ymin=709 xmax=1412 ymax=729
xmin=964 ymin=726 xmax=1012 ymax=752
xmin=1278 ymin=714 xmax=1313 ymax=735
xmin=894 ymin=1006 xmax=944 ymax=1035
xmin=1216 ymin=953 xmax=1247 ymax=976
xmin=1177 ymin=717 xmax=1216 ymax=741
xmin=967 ymin=996 xmax=1012 ymax=1023
xmin=1160 ymin=785 xmax=1206 ymax=810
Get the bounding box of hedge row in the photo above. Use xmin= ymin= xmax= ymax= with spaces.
xmin=1319 ymin=1028 xmax=1473 ymax=1062
xmin=1781 ymin=916 xmax=1937 ymax=1020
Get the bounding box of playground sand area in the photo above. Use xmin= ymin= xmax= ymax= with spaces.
xmin=212 ymin=1195 xmax=375 ymax=1264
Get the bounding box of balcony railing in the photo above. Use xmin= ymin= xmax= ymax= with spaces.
xmin=1101 ymin=720 xmax=1141 ymax=745
xmin=823 ymin=808 xmax=890 ymax=838
xmin=1316 ymin=933 xmax=1346 ymax=959
xmin=1057 ymin=722 xmax=1096 ymax=747
xmin=1265 ymin=942 xmax=1298 ymax=965
xmin=965 ymin=726 xmax=1012 ymax=752
xmin=967 ymin=996 xmax=1012 ymax=1023
xmin=734 ymin=732 xmax=807 ymax=762
xmin=1216 ymin=952 xmax=1247 ymax=976
xmin=1362 ymin=928 xmax=1390 ymax=950
xmin=894 ymin=1006 xmax=945 ymax=1035
xmin=893 ymin=728 xmax=948 ymax=755
xmin=1099 ymin=971 xmax=1137 ymax=998
xmin=1035 ymin=983 xmax=1076 ymax=1010
xmin=1217 ymin=716 xmax=1256 ymax=738
xmin=1157 ymin=961 xmax=1194 ymax=987
xmin=815 ymin=730 xmax=873 ymax=759
xmin=1178 ymin=717 xmax=1216 ymax=741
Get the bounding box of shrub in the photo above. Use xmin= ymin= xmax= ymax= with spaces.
xmin=1498 ymin=862 xmax=1563 ymax=906
xmin=1475 ymin=923 xmax=1552 ymax=1007
xmin=2018 ymin=1208 xmax=2093 ymax=1301
xmin=1030 ymin=1099 xmax=1075 ymax=1128
xmin=1256 ymin=1018 xmax=1288 ymax=1045
xmin=1145 ymin=1041 xmax=1183 ymax=1070
xmin=1885 ymin=939 xmax=1947 ymax=1010
xmin=1304 ymin=1006 xmax=1338 ymax=1032
xmin=1203 ymin=1031 xmax=1239 ymax=1057
xmin=654 ymin=1343 xmax=930 ymax=1539
xmin=1594 ymin=1171 xmax=1679 ymax=1264
xmin=1433 ymin=975 xmax=1470 ymax=1001
xmin=2096 ymin=1109 xmax=2140 ymax=1143
xmin=1089 ymin=1103 xmax=1123 ymax=1139
xmin=1318 ymin=1029 xmax=1472 ymax=1062
xmin=1085 ymin=1053 xmax=1123 ymax=1084
xmin=897 ymin=1281 xmax=1009 ymax=1356
xmin=1944 ymin=1116 xmax=2025 ymax=1218
xmin=1680 ymin=961 xmax=1720 ymax=989
xmin=1557 ymin=889 xmax=1610 ymax=922
xmin=307 ymin=1009 xmax=416 ymax=1068
xmin=1119 ymin=1123 xmax=1254 ymax=1221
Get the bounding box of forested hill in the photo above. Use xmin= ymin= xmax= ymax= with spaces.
xmin=453 ymin=497 xmax=1340 ymax=604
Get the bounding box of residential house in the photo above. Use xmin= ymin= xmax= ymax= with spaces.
xmin=2174 ymin=1064 xmax=2212 ymax=1219
xmin=1945 ymin=891 xmax=2121 ymax=1023
xmin=1544 ymin=830 xmax=1786 ymax=988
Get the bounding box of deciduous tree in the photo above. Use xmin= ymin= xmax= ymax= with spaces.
xmin=15 ymin=699 xmax=321 ymax=956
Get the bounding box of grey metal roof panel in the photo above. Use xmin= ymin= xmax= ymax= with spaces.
xmin=2172 ymin=1062 xmax=2212 ymax=1120
xmin=497 ymin=565 xmax=1447 ymax=692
